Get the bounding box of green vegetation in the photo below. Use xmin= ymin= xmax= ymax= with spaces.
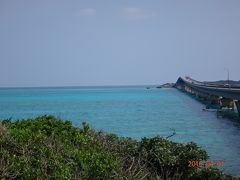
xmin=0 ymin=115 xmax=238 ymax=179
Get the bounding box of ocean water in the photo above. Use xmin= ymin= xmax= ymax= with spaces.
xmin=0 ymin=86 xmax=240 ymax=175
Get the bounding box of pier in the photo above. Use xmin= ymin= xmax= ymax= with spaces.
xmin=175 ymin=77 xmax=240 ymax=116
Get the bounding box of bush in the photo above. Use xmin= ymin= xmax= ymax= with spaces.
xmin=0 ymin=115 xmax=237 ymax=179
xmin=138 ymin=137 xmax=208 ymax=179
xmin=0 ymin=115 xmax=118 ymax=179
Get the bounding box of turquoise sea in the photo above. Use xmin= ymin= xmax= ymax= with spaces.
xmin=0 ymin=86 xmax=240 ymax=175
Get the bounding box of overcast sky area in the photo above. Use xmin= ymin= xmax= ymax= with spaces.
xmin=0 ymin=0 xmax=240 ymax=87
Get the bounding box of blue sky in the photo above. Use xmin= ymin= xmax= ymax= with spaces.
xmin=0 ymin=0 xmax=240 ymax=87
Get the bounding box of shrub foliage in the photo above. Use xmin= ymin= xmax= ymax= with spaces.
xmin=0 ymin=115 xmax=237 ymax=179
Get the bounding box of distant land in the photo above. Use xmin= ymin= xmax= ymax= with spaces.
xmin=205 ymin=80 xmax=240 ymax=86
xmin=156 ymin=78 xmax=240 ymax=89
xmin=156 ymin=83 xmax=175 ymax=88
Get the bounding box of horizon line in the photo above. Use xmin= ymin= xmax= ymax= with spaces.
xmin=0 ymin=84 xmax=161 ymax=89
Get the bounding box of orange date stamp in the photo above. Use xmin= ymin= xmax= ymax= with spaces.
xmin=188 ymin=160 xmax=224 ymax=168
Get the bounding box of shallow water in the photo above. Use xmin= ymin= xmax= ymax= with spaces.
xmin=0 ymin=86 xmax=240 ymax=175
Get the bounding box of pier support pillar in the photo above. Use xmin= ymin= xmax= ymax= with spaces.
xmin=208 ymin=95 xmax=219 ymax=105
xmin=220 ymin=98 xmax=233 ymax=110
xmin=234 ymin=100 xmax=240 ymax=117
xmin=200 ymin=93 xmax=209 ymax=101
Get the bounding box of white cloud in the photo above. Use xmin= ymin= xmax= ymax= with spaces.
xmin=123 ymin=7 xmax=157 ymax=20
xmin=77 ymin=8 xmax=96 ymax=17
